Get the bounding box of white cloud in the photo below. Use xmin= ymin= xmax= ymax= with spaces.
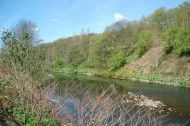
xmin=114 ymin=12 xmax=125 ymax=22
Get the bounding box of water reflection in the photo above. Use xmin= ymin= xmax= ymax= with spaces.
xmin=45 ymin=75 xmax=190 ymax=125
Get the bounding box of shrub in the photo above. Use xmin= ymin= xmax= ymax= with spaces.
xmin=179 ymin=79 xmax=187 ymax=86
xmin=173 ymin=29 xmax=190 ymax=55
xmin=107 ymin=49 xmax=125 ymax=70
xmin=162 ymin=27 xmax=178 ymax=53
xmin=86 ymin=34 xmax=108 ymax=69
xmin=162 ymin=26 xmax=190 ymax=56
xmin=128 ymin=30 xmax=153 ymax=61
xmin=11 ymin=106 xmax=59 ymax=126
xmin=52 ymin=57 xmax=64 ymax=70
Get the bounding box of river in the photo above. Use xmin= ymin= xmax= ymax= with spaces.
xmin=46 ymin=75 xmax=190 ymax=125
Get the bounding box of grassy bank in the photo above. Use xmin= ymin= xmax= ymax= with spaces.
xmin=56 ymin=66 xmax=190 ymax=88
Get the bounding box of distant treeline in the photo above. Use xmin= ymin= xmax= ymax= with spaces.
xmin=38 ymin=2 xmax=190 ymax=71
xmin=1 ymin=2 xmax=190 ymax=77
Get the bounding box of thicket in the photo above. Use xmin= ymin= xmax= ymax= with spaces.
xmin=0 ymin=20 xmax=59 ymax=125
xmin=162 ymin=26 xmax=190 ymax=56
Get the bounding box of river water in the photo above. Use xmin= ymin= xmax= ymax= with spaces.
xmin=46 ymin=75 xmax=190 ymax=125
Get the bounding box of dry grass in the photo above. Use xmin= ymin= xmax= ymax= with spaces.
xmin=125 ymin=46 xmax=190 ymax=77
xmin=125 ymin=46 xmax=162 ymax=74
xmin=1 ymin=68 xmax=188 ymax=126
xmin=44 ymin=84 xmax=167 ymax=126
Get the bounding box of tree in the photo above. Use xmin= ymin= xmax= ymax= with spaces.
xmin=149 ymin=7 xmax=168 ymax=31
xmin=1 ymin=20 xmax=41 ymax=72
xmin=162 ymin=26 xmax=190 ymax=56
xmin=86 ymin=34 xmax=106 ymax=68
xmin=175 ymin=2 xmax=190 ymax=28
xmin=131 ymin=30 xmax=153 ymax=57
xmin=107 ymin=49 xmax=125 ymax=70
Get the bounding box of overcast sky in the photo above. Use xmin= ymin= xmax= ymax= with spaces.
xmin=0 ymin=0 xmax=186 ymax=42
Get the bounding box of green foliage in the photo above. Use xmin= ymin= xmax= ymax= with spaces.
xmin=107 ymin=49 xmax=125 ymax=70
xmin=162 ymin=27 xmax=178 ymax=53
xmin=68 ymin=47 xmax=86 ymax=67
xmin=52 ymin=34 xmax=91 ymax=68
xmin=162 ymin=27 xmax=190 ymax=56
xmin=174 ymin=29 xmax=190 ymax=55
xmin=179 ymin=79 xmax=187 ymax=86
xmin=12 ymin=107 xmax=37 ymax=126
xmin=1 ymin=6 xmax=190 ymax=126
xmin=148 ymin=2 xmax=190 ymax=30
xmin=115 ymin=69 xmax=137 ymax=78
xmin=11 ymin=106 xmax=59 ymax=126
xmin=0 ymin=21 xmax=49 ymax=81
xmin=130 ymin=30 xmax=153 ymax=59
xmin=52 ymin=57 xmax=64 ymax=69
xmin=37 ymin=1 xmax=190 ymax=72
xmin=1 ymin=20 xmax=41 ymax=72
xmin=1 ymin=30 xmax=22 ymax=68
xmin=175 ymin=2 xmax=190 ymax=28
xmin=86 ymin=34 xmax=108 ymax=69
xmin=0 ymin=78 xmax=11 ymax=87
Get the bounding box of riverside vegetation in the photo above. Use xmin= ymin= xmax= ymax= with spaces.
xmin=0 ymin=2 xmax=190 ymax=126
xmin=47 ymin=2 xmax=190 ymax=87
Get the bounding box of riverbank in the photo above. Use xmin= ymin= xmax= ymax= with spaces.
xmin=50 ymin=71 xmax=190 ymax=124
xmin=57 ymin=67 xmax=190 ymax=88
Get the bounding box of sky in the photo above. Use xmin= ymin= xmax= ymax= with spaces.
xmin=0 ymin=0 xmax=187 ymax=42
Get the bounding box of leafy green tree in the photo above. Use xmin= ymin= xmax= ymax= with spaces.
xmin=1 ymin=20 xmax=42 ymax=74
xmin=131 ymin=30 xmax=153 ymax=58
xmin=107 ymin=49 xmax=125 ymax=70
xmin=162 ymin=26 xmax=190 ymax=56
xmin=86 ymin=34 xmax=106 ymax=68
xmin=65 ymin=34 xmax=90 ymax=68
xmin=162 ymin=26 xmax=179 ymax=53
xmin=174 ymin=28 xmax=190 ymax=55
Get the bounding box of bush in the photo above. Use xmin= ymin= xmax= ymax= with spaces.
xmin=86 ymin=34 xmax=108 ymax=69
xmin=162 ymin=27 xmax=190 ymax=56
xmin=179 ymin=79 xmax=187 ymax=86
xmin=107 ymin=49 xmax=125 ymax=70
xmin=52 ymin=57 xmax=64 ymax=70
xmin=162 ymin=27 xmax=178 ymax=53
xmin=174 ymin=29 xmax=190 ymax=55
xmin=11 ymin=106 xmax=59 ymax=126
xmin=128 ymin=30 xmax=153 ymax=60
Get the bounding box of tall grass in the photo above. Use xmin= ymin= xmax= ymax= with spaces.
xmin=1 ymin=66 xmax=189 ymax=125
xmin=44 ymin=82 xmax=173 ymax=126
